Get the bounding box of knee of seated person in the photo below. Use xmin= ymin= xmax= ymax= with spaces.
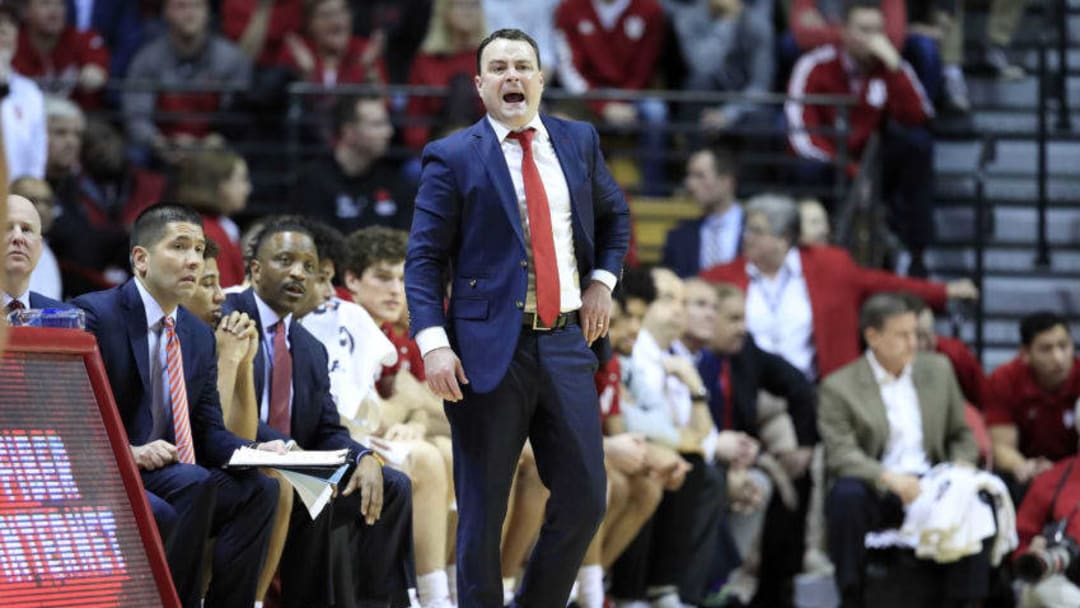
xmin=405 ymin=441 xmax=445 ymax=484
xmin=827 ymin=477 xmax=872 ymax=510
xmin=607 ymin=468 xmax=631 ymax=506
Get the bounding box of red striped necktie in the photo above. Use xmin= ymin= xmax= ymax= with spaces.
xmin=162 ymin=317 xmax=196 ymax=465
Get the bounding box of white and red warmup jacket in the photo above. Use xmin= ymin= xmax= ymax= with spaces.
xmin=785 ymin=45 xmax=934 ymax=172
xmin=554 ymin=0 xmax=665 ymax=114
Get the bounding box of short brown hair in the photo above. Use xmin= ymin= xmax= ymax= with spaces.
xmin=174 ymin=149 xmax=244 ymax=214
xmin=343 ymin=226 xmax=408 ymax=278
xmin=476 ymin=28 xmax=541 ymax=75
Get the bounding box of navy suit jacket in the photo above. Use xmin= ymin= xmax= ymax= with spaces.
xmin=662 ymin=213 xmax=745 ymax=279
xmin=405 ymin=115 xmax=632 ymax=393
xmin=697 ymin=336 xmax=818 ymax=446
xmin=73 ymin=280 xmax=245 ymax=467
xmin=224 ymin=289 xmax=364 ymax=458
xmin=28 ymin=291 xmax=67 ymax=309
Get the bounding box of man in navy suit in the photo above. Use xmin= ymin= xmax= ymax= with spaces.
xmin=661 ymin=147 xmax=744 ymax=278
xmin=225 ymin=218 xmax=414 ymax=608
xmin=405 ymin=28 xmax=632 ymax=608
xmin=73 ymin=204 xmax=280 ymax=608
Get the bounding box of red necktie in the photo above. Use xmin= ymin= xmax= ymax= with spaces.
xmin=163 ymin=317 xmax=196 ymax=464
xmin=507 ymin=128 xmax=560 ymax=327
xmin=269 ymin=320 xmax=292 ymax=435
xmin=720 ymin=358 xmax=734 ymax=431
xmin=6 ymin=299 xmax=24 ymax=314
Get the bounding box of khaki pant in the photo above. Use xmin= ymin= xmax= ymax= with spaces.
xmin=942 ymin=0 xmax=1031 ymax=64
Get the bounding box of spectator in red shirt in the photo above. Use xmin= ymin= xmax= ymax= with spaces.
xmin=1014 ymin=443 xmax=1080 ymax=606
xmin=221 ymin=0 xmax=303 ymax=67
xmin=14 ymin=0 xmax=109 ymax=109
xmin=786 ymin=0 xmax=936 ymax=276
xmin=986 ymin=312 xmax=1080 ymax=497
xmin=555 ymin=0 xmax=667 ymax=194
xmin=908 ymin=295 xmax=988 ymax=407
xmin=403 ymin=0 xmax=487 ymax=150
xmin=173 ymin=148 xmax=250 ymax=288
xmin=278 ymin=0 xmax=388 ymax=86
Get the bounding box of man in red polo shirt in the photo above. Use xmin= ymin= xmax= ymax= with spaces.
xmin=986 ymin=312 xmax=1080 ymax=496
xmin=13 ymin=0 xmax=108 ymax=109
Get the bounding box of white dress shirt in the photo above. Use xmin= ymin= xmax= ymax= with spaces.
xmin=298 ymin=297 xmax=398 ymax=420
xmin=416 ymin=114 xmax=617 ymax=356
xmin=3 ymin=73 xmax=47 ymax=181
xmin=867 ymin=351 xmax=931 ymax=475
xmin=134 ymin=277 xmax=176 ymax=443
xmin=698 ymin=203 xmax=743 ymax=270
xmin=28 ymin=243 xmax=62 ymax=300
xmin=253 ymin=291 xmax=294 ymax=423
xmin=745 ymin=247 xmax=816 ymax=379
xmin=624 ymin=327 xmax=689 ymax=447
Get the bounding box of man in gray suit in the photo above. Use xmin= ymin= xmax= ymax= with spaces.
xmin=818 ymin=292 xmax=979 ymax=608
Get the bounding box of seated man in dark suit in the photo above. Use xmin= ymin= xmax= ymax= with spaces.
xmin=819 ymin=292 xmax=980 ymax=608
xmin=692 ymin=280 xmax=819 ymax=606
xmin=73 ymin=204 xmax=281 ymax=608
xmin=224 ymin=217 xmax=414 ymax=608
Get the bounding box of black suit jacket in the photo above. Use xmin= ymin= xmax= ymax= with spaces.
xmin=662 ymin=213 xmax=745 ymax=279
xmin=73 ymin=279 xmax=245 ymax=467
xmin=698 ymin=336 xmax=818 ymax=446
xmin=224 ymin=288 xmax=365 ymax=458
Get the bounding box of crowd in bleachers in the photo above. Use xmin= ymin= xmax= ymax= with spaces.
xmin=5 ymin=1 xmax=1080 ymax=608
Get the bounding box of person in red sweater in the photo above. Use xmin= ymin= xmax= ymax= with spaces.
xmin=786 ymin=0 xmax=936 ymax=276
xmin=986 ymin=312 xmax=1080 ymax=498
xmin=173 ymin=148 xmax=251 ymax=288
xmin=554 ymin=0 xmax=667 ymax=194
xmin=403 ymin=0 xmax=486 ymax=150
xmin=221 ymin=0 xmax=304 ymax=67
xmin=14 ymin=0 xmax=109 ymax=109
xmin=277 ymin=0 xmax=388 ymax=86
xmin=699 ymin=193 xmax=977 ymax=381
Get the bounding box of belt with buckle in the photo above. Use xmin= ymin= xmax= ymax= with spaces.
xmin=522 ymin=311 xmax=578 ymax=331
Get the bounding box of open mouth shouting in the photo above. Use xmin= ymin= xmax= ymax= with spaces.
xmin=502 ymin=91 xmax=526 ymax=105
xmin=283 ymin=281 xmax=307 ymax=299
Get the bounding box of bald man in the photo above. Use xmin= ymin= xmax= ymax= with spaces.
xmin=4 ymin=194 xmax=64 ymax=313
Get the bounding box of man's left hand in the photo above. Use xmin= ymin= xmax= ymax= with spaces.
xmin=343 ymin=454 xmax=384 ymax=525
xmin=580 ymin=281 xmax=612 ymax=346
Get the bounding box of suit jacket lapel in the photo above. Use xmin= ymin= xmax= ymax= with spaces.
xmin=912 ymin=357 xmax=939 ymax=457
xmin=122 ymin=281 xmax=151 ymax=392
xmin=471 ymin=119 xmax=527 ymax=251
xmin=543 ymin=116 xmax=592 ymax=253
xmin=854 ymin=358 xmax=890 ymax=457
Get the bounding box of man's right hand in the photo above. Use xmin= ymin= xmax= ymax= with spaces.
xmin=423 ymin=347 xmax=469 ymax=402
xmin=131 ymin=440 xmax=178 ymax=471
xmin=866 ymin=33 xmax=901 ymax=71
xmin=715 ymin=430 xmax=759 ymax=468
xmin=881 ymin=471 xmax=922 ymax=504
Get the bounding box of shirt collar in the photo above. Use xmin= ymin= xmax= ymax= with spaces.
xmin=747 ymin=246 xmax=801 ymax=280
xmin=866 ymin=349 xmax=913 ymax=385
xmin=2 ymin=291 xmax=31 ymax=310
xmin=704 ymin=203 xmax=742 ymax=228
xmin=134 ymin=277 xmax=174 ymax=331
xmin=487 ymin=114 xmax=549 ymax=145
xmin=253 ymin=290 xmax=291 ymax=337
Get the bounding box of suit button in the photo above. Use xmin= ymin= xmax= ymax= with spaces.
xmin=469 ymin=279 xmax=477 ymax=288
xmin=520 ymin=259 xmax=528 ymax=268
xmin=515 ymin=300 xmax=524 ymax=309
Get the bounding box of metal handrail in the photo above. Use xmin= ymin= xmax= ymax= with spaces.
xmin=972 ymin=136 xmax=997 ymax=360
xmin=1035 ymin=27 xmax=1052 ymax=269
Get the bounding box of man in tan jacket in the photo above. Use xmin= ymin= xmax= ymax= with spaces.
xmin=818 ymin=292 xmax=978 ymax=608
